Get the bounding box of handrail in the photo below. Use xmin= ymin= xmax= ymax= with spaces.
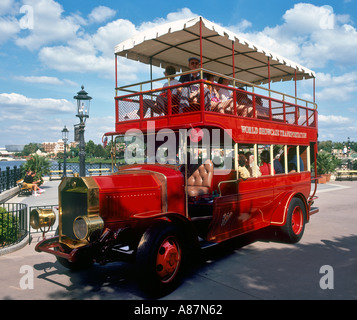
xmin=115 ymin=68 xmax=317 ymax=110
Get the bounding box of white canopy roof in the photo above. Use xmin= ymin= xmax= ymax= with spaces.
xmin=115 ymin=16 xmax=315 ymax=85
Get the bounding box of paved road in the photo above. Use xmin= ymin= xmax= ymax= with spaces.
xmin=0 ymin=180 xmax=356 ymax=301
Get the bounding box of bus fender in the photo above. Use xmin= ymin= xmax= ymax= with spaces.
xmin=270 ymin=192 xmax=309 ymax=226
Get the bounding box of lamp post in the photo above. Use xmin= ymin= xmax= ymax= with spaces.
xmin=74 ymin=85 xmax=92 ymax=177
xmin=61 ymin=125 xmax=69 ymax=178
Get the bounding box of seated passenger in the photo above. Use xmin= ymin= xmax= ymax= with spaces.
xmin=238 ymin=154 xmax=250 ymax=180
xmin=236 ymin=87 xmax=253 ymax=117
xmin=273 ymin=147 xmax=284 ymax=174
xmin=259 ymin=150 xmax=275 ymax=176
xmin=216 ymin=77 xmax=234 ymax=114
xmin=288 ymin=147 xmax=304 ymax=172
xmin=139 ymin=66 xmax=181 ymax=117
xmin=254 ymin=96 xmax=269 ymax=118
xmin=179 ymin=57 xmax=210 ymax=112
xmin=245 ymin=151 xmax=262 ymax=177
xmin=205 ymin=73 xmax=221 ymax=111
xmin=156 ymin=65 xmax=182 ymax=112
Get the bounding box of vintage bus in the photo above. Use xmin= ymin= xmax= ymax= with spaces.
xmin=35 ymin=17 xmax=319 ymax=296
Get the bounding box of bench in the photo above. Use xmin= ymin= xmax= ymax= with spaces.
xmin=49 ymin=170 xmax=73 ymax=180
xmin=336 ymin=170 xmax=357 ymax=181
xmin=88 ymin=168 xmax=111 ymax=176
xmin=17 ymin=179 xmax=33 ymax=196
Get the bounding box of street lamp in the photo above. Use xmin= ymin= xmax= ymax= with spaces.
xmin=74 ymin=85 xmax=92 ymax=177
xmin=61 ymin=125 xmax=69 ymax=178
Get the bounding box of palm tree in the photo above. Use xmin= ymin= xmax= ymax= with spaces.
xmin=24 ymin=154 xmax=51 ymax=184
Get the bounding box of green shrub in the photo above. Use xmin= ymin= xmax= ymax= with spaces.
xmin=0 ymin=207 xmax=19 ymax=247
xmin=316 ymin=151 xmax=341 ymax=175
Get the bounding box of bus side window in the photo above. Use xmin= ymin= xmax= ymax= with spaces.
xmin=273 ymin=145 xmax=285 ymax=174
xmin=287 ymin=146 xmax=305 ymax=172
xmin=258 ymin=145 xmax=274 ymax=176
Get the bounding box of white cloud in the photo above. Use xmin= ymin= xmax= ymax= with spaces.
xmin=315 ymin=71 xmax=357 ymax=102
xmin=0 ymin=16 xmax=20 ymax=44
xmin=0 ymin=0 xmax=16 ymax=15
xmin=15 ymin=0 xmax=81 ymax=50
xmin=88 ymin=6 xmax=116 ymax=24
xmin=14 ymin=75 xmax=77 ymax=86
xmin=238 ymin=3 xmax=357 ymax=69
xmin=36 ymin=8 xmax=197 ymax=78
xmin=0 ymin=92 xmax=74 ymax=115
xmin=319 ymin=114 xmax=351 ymax=124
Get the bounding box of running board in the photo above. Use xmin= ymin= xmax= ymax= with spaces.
xmin=198 ymin=237 xmax=218 ymax=249
xmin=309 ymin=207 xmax=319 ymax=215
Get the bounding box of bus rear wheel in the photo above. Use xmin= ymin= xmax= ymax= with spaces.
xmin=278 ymin=197 xmax=306 ymax=243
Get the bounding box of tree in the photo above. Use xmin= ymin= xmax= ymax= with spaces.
xmin=316 ymin=151 xmax=340 ymax=175
xmin=94 ymin=144 xmax=106 ymax=158
xmin=24 ymin=154 xmax=51 ymax=184
xmin=22 ymin=143 xmax=43 ymax=156
xmin=85 ymin=140 xmax=96 ymax=157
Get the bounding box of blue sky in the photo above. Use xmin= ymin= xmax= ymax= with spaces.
xmin=1 ymin=0 xmax=357 ymax=148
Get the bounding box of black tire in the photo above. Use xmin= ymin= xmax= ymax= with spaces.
xmin=136 ymin=221 xmax=186 ymax=297
xmin=278 ymin=197 xmax=306 ymax=243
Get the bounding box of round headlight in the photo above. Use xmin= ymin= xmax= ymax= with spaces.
xmin=73 ymin=215 xmax=104 ymax=241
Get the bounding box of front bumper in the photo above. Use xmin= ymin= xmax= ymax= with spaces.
xmin=35 ymin=236 xmax=88 ymax=263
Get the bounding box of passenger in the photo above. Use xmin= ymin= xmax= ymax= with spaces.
xmin=245 ymin=151 xmax=262 ymax=177
xmin=254 ymin=96 xmax=269 ymax=118
xmin=139 ymin=66 xmax=181 ymax=117
xmin=236 ymin=87 xmax=253 ymax=117
xmin=179 ymin=57 xmax=201 ymax=83
xmin=24 ymin=170 xmax=43 ymax=196
xmin=273 ymin=147 xmax=284 ymax=174
xmin=156 ymin=66 xmax=182 ymax=112
xmin=205 ymin=73 xmax=221 ymax=111
xmin=288 ymin=147 xmax=304 ymax=172
xmin=179 ymin=57 xmax=210 ymax=112
xmin=259 ymin=150 xmax=275 ymax=176
xmin=238 ymin=154 xmax=250 ymax=180
xmin=217 ymin=77 xmax=234 ymax=114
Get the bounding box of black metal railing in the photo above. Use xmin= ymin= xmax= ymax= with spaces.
xmin=49 ymin=162 xmax=114 ymax=177
xmin=0 ymin=203 xmax=28 ymax=248
xmin=0 ymin=166 xmax=24 ymax=194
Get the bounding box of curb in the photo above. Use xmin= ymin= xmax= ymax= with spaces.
xmin=0 ymin=234 xmax=29 ymax=256
xmin=0 ymin=186 xmax=20 ymax=203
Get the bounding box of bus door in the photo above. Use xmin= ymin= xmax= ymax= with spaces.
xmin=207 ymin=144 xmax=273 ymax=242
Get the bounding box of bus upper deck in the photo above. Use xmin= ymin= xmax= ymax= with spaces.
xmin=110 ymin=16 xmax=318 ymax=144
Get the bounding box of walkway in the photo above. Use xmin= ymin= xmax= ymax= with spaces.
xmin=0 ymin=180 xmax=356 ymax=300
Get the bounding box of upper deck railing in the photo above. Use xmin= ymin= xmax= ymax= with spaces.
xmin=114 ymin=70 xmax=317 ymax=132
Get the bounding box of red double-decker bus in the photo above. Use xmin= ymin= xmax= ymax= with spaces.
xmin=35 ymin=17 xmax=318 ymax=296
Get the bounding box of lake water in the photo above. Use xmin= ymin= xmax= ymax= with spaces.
xmin=0 ymin=160 xmax=113 ymax=176
xmin=0 ymin=160 xmax=26 ymax=171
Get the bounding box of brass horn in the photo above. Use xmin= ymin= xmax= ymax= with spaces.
xmin=30 ymin=209 xmax=56 ymax=230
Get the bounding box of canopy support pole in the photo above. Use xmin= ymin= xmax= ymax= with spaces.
xmin=199 ymin=17 xmax=203 ymax=76
xmin=268 ymin=57 xmax=271 ymax=91
xmin=150 ymin=57 xmax=153 ymax=91
xmin=232 ymin=41 xmax=237 ymax=115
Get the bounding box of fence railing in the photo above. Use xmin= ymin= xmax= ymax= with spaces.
xmin=0 ymin=166 xmax=24 ymax=194
xmin=0 ymin=203 xmax=28 ymax=248
xmin=0 ymin=162 xmax=115 ymax=194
